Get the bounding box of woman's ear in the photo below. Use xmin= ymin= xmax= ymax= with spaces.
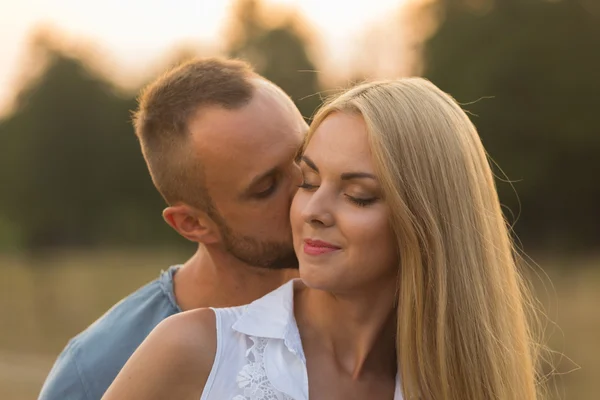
xmin=162 ymin=204 xmax=221 ymax=244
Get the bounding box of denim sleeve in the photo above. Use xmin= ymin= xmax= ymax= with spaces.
xmin=38 ymin=340 xmax=90 ymax=400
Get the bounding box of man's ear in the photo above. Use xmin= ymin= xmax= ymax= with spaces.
xmin=162 ymin=204 xmax=221 ymax=244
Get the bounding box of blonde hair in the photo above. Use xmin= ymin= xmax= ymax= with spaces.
xmin=306 ymin=78 xmax=541 ymax=399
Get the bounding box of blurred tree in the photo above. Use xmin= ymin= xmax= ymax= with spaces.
xmin=0 ymin=35 xmax=180 ymax=252
xmin=423 ymin=0 xmax=600 ymax=250
xmin=226 ymin=0 xmax=322 ymax=120
xmin=0 ymin=2 xmax=325 ymax=254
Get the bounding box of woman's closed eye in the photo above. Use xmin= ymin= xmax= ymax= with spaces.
xmin=345 ymin=194 xmax=377 ymax=207
xmin=297 ymin=181 xmax=318 ymax=190
xmin=297 ymin=168 xmax=319 ymax=191
xmin=298 ymin=180 xmax=378 ymax=207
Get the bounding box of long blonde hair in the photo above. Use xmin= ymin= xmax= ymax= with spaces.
xmin=306 ymin=78 xmax=541 ymax=399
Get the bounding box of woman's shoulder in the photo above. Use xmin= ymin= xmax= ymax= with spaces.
xmin=141 ymin=308 xmax=218 ymax=381
xmin=154 ymin=308 xmax=218 ymax=366
xmin=102 ymin=308 xmax=218 ymax=399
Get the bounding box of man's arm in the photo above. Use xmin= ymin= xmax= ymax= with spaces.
xmin=38 ymin=341 xmax=90 ymax=400
xmin=101 ymin=308 xmax=217 ymax=400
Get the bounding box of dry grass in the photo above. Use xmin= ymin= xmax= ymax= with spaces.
xmin=0 ymin=250 xmax=598 ymax=399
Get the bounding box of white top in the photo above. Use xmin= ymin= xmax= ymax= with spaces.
xmin=201 ymin=280 xmax=403 ymax=400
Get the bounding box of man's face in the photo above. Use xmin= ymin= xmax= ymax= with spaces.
xmin=189 ymin=84 xmax=307 ymax=269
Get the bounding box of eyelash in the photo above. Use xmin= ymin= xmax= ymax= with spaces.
xmin=255 ymin=180 xmax=278 ymax=199
xmin=297 ymin=182 xmax=317 ymax=190
xmin=347 ymin=196 xmax=376 ymax=207
xmin=297 ymin=182 xmax=377 ymax=207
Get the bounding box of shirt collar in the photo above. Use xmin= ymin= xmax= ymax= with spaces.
xmin=232 ymin=279 xmax=297 ymax=340
xmin=232 ymin=279 xmax=304 ymax=359
xmin=159 ymin=265 xmax=183 ymax=313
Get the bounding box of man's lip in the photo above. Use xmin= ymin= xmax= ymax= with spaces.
xmin=303 ymin=239 xmax=341 ymax=249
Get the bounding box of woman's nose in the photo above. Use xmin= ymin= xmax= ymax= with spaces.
xmin=300 ymin=189 xmax=334 ymax=228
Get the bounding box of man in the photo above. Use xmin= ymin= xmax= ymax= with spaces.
xmin=38 ymin=57 xmax=308 ymax=399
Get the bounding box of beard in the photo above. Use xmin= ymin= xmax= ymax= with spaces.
xmin=216 ymin=216 xmax=299 ymax=270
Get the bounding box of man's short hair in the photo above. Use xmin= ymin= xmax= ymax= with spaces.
xmin=132 ymin=57 xmax=257 ymax=211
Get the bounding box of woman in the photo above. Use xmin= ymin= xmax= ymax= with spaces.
xmin=103 ymin=78 xmax=541 ymax=400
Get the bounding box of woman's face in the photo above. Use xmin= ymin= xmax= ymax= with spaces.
xmin=291 ymin=112 xmax=398 ymax=293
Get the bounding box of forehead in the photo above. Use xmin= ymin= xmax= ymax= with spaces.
xmin=305 ymin=112 xmax=374 ymax=170
xmin=188 ymin=88 xmax=306 ymax=193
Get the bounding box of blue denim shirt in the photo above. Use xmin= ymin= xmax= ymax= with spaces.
xmin=38 ymin=266 xmax=181 ymax=400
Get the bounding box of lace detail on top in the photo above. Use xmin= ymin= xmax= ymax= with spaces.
xmin=233 ymin=336 xmax=293 ymax=400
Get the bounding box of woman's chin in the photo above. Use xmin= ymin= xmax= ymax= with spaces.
xmin=298 ymin=264 xmax=338 ymax=292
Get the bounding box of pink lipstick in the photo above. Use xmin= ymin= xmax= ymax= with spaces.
xmin=303 ymin=239 xmax=341 ymax=256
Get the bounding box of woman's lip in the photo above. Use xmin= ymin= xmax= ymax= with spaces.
xmin=303 ymin=239 xmax=341 ymax=248
xmin=303 ymin=239 xmax=341 ymax=256
xmin=303 ymin=243 xmax=340 ymax=256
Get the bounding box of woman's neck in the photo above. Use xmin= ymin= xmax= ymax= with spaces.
xmin=294 ymin=279 xmax=397 ymax=380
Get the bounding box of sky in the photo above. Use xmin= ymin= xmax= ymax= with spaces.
xmin=0 ymin=0 xmax=409 ymax=114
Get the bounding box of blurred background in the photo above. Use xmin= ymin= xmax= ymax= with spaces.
xmin=0 ymin=0 xmax=598 ymax=398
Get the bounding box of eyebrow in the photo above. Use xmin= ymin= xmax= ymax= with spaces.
xmin=301 ymin=155 xmax=319 ymax=172
xmin=301 ymin=155 xmax=377 ymax=181
xmin=340 ymin=172 xmax=377 ymax=181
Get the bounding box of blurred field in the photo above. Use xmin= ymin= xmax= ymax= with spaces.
xmin=0 ymin=250 xmax=599 ymax=399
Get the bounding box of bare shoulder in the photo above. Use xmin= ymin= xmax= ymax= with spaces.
xmin=102 ymin=308 xmax=218 ymax=400
xmin=154 ymin=307 xmax=218 ymax=360
xmin=157 ymin=307 xmax=217 ymax=365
